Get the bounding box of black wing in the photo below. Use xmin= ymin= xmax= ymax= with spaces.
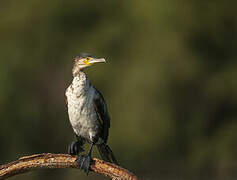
xmin=93 ymin=88 xmax=110 ymax=143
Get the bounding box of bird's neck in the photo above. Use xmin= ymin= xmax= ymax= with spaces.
xmin=71 ymin=71 xmax=90 ymax=93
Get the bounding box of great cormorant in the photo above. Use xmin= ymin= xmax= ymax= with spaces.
xmin=65 ymin=53 xmax=118 ymax=174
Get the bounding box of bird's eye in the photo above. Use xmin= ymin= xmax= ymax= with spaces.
xmin=84 ymin=58 xmax=91 ymax=65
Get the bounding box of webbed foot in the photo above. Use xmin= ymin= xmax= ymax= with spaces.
xmin=76 ymin=154 xmax=93 ymax=175
xmin=68 ymin=141 xmax=84 ymax=155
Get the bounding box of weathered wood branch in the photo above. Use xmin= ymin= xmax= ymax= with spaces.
xmin=0 ymin=153 xmax=139 ymax=180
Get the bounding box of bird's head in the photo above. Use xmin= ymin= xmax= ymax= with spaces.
xmin=72 ymin=53 xmax=106 ymax=76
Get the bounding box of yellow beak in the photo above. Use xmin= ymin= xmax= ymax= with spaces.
xmin=84 ymin=58 xmax=106 ymax=66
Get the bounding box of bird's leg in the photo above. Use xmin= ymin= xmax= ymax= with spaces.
xmin=76 ymin=143 xmax=94 ymax=175
xmin=68 ymin=140 xmax=84 ymax=155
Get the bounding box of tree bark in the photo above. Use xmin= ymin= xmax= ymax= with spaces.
xmin=0 ymin=153 xmax=139 ymax=180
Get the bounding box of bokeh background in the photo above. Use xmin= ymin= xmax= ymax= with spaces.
xmin=0 ymin=1 xmax=237 ymax=180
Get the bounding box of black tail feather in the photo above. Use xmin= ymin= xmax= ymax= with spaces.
xmin=97 ymin=144 xmax=118 ymax=165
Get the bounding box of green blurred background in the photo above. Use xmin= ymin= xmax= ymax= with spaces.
xmin=0 ymin=0 xmax=237 ymax=180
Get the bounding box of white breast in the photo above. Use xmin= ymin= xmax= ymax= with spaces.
xmin=65 ymin=75 xmax=100 ymax=141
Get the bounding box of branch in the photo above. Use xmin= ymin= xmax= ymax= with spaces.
xmin=0 ymin=153 xmax=139 ymax=180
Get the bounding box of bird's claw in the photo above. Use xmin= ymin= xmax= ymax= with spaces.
xmin=68 ymin=141 xmax=84 ymax=155
xmin=76 ymin=154 xmax=93 ymax=175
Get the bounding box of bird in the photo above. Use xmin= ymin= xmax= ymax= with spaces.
xmin=65 ymin=53 xmax=118 ymax=174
